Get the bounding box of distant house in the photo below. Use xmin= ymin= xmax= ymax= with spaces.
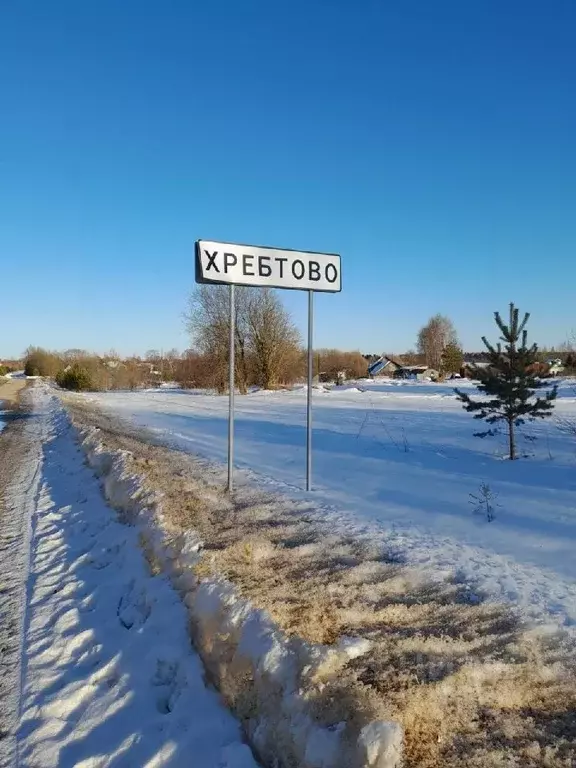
xmin=367 ymin=357 xmax=438 ymax=381
xmin=547 ymin=359 xmax=565 ymax=377
xmin=395 ymin=365 xmax=439 ymax=382
xmin=463 ymin=358 xmax=565 ymax=379
xmin=367 ymin=356 xmax=404 ymax=377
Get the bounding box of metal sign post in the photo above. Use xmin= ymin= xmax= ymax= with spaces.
xmin=228 ymin=284 xmax=235 ymax=492
xmin=306 ymin=290 xmax=314 ymax=491
xmin=195 ymin=240 xmax=341 ymax=494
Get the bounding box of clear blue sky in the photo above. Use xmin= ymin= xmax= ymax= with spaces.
xmin=1 ymin=0 xmax=575 ymax=358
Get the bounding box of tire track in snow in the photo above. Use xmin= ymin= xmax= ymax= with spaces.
xmin=0 ymin=388 xmax=44 ymax=768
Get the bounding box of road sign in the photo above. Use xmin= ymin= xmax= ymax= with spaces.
xmin=195 ymin=239 xmax=341 ymax=494
xmin=196 ymin=240 xmax=341 ymax=293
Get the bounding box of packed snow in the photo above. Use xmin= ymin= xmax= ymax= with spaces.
xmin=83 ymin=378 xmax=576 ymax=629
xmin=12 ymin=386 xmax=259 ymax=768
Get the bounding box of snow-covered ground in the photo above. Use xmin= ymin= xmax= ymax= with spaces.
xmin=83 ymin=378 xmax=576 ymax=628
xmin=4 ymin=386 xmax=258 ymax=768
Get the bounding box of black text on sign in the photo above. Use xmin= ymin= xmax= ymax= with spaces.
xmin=195 ymin=241 xmax=341 ymax=293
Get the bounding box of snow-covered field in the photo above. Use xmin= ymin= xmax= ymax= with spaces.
xmin=2 ymin=386 xmax=258 ymax=768
xmin=84 ymin=378 xmax=576 ymax=628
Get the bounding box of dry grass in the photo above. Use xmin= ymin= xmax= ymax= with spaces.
xmin=0 ymin=378 xmax=28 ymax=410
xmin=64 ymin=396 xmax=576 ymax=767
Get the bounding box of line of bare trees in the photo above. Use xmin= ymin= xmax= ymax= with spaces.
xmin=315 ymin=349 xmax=368 ymax=381
xmin=24 ymin=291 xmax=573 ymax=394
xmin=184 ymin=286 xmax=372 ymax=392
xmin=23 ymin=347 xmax=170 ymax=391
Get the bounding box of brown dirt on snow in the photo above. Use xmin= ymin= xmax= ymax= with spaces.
xmin=64 ymin=395 xmax=576 ymax=768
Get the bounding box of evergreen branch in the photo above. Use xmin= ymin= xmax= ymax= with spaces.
xmin=517 ymin=312 xmax=530 ymax=337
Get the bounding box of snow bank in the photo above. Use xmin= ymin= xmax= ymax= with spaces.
xmin=78 ymin=425 xmax=403 ymax=768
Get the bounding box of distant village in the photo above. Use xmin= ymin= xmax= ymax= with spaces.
xmin=363 ymin=354 xmax=567 ymax=383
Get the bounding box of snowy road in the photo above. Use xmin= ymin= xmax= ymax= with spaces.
xmin=1 ymin=386 xmax=258 ymax=768
xmin=0 ymin=396 xmax=42 ymax=768
xmin=83 ymin=379 xmax=576 ymax=628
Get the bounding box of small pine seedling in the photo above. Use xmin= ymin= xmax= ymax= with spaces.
xmin=469 ymin=482 xmax=499 ymax=522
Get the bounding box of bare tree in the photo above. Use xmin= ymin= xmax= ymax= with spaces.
xmin=245 ymin=289 xmax=302 ymax=389
xmin=315 ymin=349 xmax=368 ymax=381
xmin=185 ymin=285 xmax=300 ymax=392
xmin=417 ymin=315 xmax=458 ymax=370
xmin=62 ymin=348 xmax=89 ymax=361
xmin=173 ymin=350 xmax=216 ymax=389
xmin=23 ymin=346 xmax=62 ymax=377
xmin=185 ymin=285 xmax=248 ymax=393
xmin=162 ymin=348 xmax=180 ymax=379
xmin=400 ymin=349 xmax=423 ymax=365
xmin=558 ymin=331 xmax=576 ymax=367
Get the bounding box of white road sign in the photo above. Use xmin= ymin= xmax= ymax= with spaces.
xmin=195 ymin=240 xmax=341 ymax=293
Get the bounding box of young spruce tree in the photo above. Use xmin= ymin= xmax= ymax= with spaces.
xmin=441 ymin=342 xmax=464 ymax=375
xmin=455 ymin=303 xmax=557 ymax=460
